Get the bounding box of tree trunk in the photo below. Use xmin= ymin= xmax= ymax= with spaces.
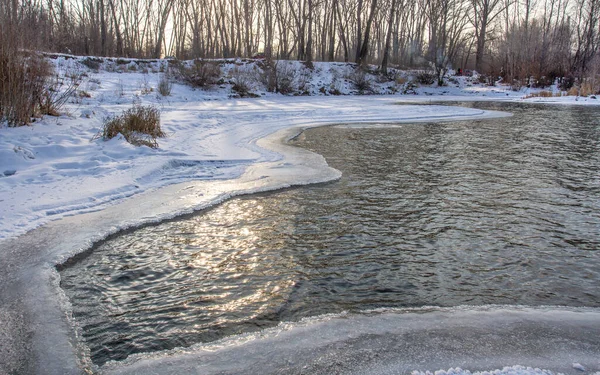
xmin=100 ymin=0 xmax=107 ymax=56
xmin=475 ymin=19 xmax=487 ymax=72
xmin=381 ymin=0 xmax=397 ymax=74
xmin=357 ymin=0 xmax=378 ymax=65
xmin=109 ymin=0 xmax=123 ymax=56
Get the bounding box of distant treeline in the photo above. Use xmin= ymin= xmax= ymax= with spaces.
xmin=1 ymin=0 xmax=599 ymax=85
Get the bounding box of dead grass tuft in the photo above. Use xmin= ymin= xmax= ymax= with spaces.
xmin=524 ymin=90 xmax=563 ymax=99
xmin=96 ymin=105 xmax=164 ymax=148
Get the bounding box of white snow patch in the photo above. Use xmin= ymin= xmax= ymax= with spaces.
xmin=0 ymin=56 xmax=521 ymax=240
xmin=412 ymin=366 xmax=557 ymax=375
xmin=573 ymin=363 xmax=586 ymax=372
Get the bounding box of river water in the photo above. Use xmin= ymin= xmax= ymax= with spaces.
xmin=59 ymin=102 xmax=600 ymax=366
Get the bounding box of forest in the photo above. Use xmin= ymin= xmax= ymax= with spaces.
xmin=0 ymin=0 xmax=599 ymax=105
xmin=2 ymin=0 xmax=599 ymax=81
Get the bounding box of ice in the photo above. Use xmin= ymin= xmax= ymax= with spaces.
xmin=573 ymin=364 xmax=586 ymax=372
xmin=99 ymin=306 xmax=600 ymax=375
xmin=411 ymin=366 xmax=557 ymax=375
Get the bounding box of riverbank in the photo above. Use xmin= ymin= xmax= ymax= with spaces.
xmin=1 ymin=56 xmax=599 ymax=241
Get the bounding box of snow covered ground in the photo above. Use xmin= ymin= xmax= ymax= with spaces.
xmin=1 ymin=55 xmax=598 ymax=240
xmin=0 ymin=56 xmax=599 ymax=374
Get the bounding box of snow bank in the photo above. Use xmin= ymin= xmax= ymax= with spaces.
xmin=101 ymin=305 xmax=600 ymax=375
xmin=8 ymin=54 xmax=597 ymax=241
xmin=0 ymin=55 xmax=519 ymax=240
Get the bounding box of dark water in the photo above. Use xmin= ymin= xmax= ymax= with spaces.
xmin=59 ymin=103 xmax=600 ymax=366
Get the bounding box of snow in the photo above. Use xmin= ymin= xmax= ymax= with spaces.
xmin=411 ymin=366 xmax=564 ymax=375
xmin=101 ymin=305 xmax=600 ymax=375
xmin=0 ymin=56 xmax=599 ymax=374
xmin=0 ymin=56 xmax=524 ymax=240
xmin=573 ymin=364 xmax=586 ymax=372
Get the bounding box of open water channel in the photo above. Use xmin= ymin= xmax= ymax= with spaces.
xmin=58 ymin=102 xmax=600 ymax=366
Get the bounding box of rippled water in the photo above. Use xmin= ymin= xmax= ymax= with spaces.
xmin=59 ymin=103 xmax=600 ymax=366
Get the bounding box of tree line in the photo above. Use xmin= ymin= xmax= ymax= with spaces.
xmin=1 ymin=0 xmax=599 ymax=84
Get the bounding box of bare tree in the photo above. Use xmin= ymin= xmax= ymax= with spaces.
xmin=470 ymin=0 xmax=508 ymax=71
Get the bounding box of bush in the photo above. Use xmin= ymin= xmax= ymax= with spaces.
xmin=231 ymin=66 xmax=259 ymax=97
xmin=349 ymin=69 xmax=372 ymax=94
xmin=258 ymin=60 xmax=277 ymax=92
xmin=81 ymin=57 xmax=101 ymax=71
xmin=328 ymin=75 xmax=342 ymax=95
xmin=276 ymin=63 xmax=296 ymax=94
xmin=567 ymin=86 xmax=579 ymax=96
xmin=559 ymin=76 xmax=575 ymax=91
xmin=97 ymin=105 xmax=164 ymax=148
xmin=0 ymin=52 xmax=54 ymax=125
xmin=395 ymin=74 xmax=408 ymax=85
xmin=534 ymin=76 xmax=553 ymax=88
xmin=1 ymin=6 xmax=88 ymax=126
xmin=511 ymin=79 xmax=523 ymax=91
xmin=297 ymin=69 xmax=312 ymax=94
xmin=524 ymin=90 xmax=557 ymax=98
xmin=39 ymin=68 xmax=84 ymax=115
xmin=157 ymin=73 xmax=172 ymax=96
xmin=175 ymin=60 xmax=221 ymax=88
xmin=403 ymin=81 xmax=418 ymax=94
xmin=415 ymin=71 xmax=436 ymax=85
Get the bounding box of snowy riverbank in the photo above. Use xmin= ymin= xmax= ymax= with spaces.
xmin=2 ymin=55 xmax=599 ymax=241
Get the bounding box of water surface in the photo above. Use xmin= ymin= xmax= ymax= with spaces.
xmin=59 ymin=103 xmax=600 ymax=365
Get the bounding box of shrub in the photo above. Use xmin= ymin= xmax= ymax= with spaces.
xmin=511 ymin=79 xmax=523 ymax=91
xmin=81 ymin=57 xmax=101 ymax=71
xmin=395 ymin=74 xmax=408 ymax=85
xmin=175 ymin=60 xmax=221 ymax=88
xmin=559 ymin=76 xmax=575 ymax=91
xmin=39 ymin=68 xmax=84 ymax=115
xmin=96 ymin=105 xmax=164 ymax=148
xmin=231 ymin=66 xmax=259 ymax=97
xmin=403 ymin=81 xmax=418 ymax=94
xmin=258 ymin=60 xmax=277 ymax=92
xmin=140 ymin=74 xmax=153 ymax=95
xmin=276 ymin=63 xmax=296 ymax=94
xmin=565 ymin=82 xmax=596 ymax=97
xmin=0 ymin=51 xmax=52 ymax=126
xmin=349 ymin=69 xmax=372 ymax=94
xmin=297 ymin=69 xmax=312 ymax=94
xmin=567 ymin=86 xmax=579 ymax=96
xmin=524 ymin=90 xmax=558 ymax=98
xmin=533 ymin=76 xmax=553 ymax=88
xmin=579 ymin=82 xmax=595 ymax=96
xmin=415 ymin=71 xmax=436 ymax=85
xmin=158 ymin=73 xmax=172 ymax=96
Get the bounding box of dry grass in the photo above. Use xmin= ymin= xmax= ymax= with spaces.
xmin=0 ymin=14 xmax=53 ymax=126
xmin=174 ymin=60 xmax=221 ymax=88
xmin=0 ymin=51 xmax=52 ymax=125
xmin=1 ymin=7 xmax=81 ymax=126
xmin=567 ymin=86 xmax=579 ymax=96
xmin=158 ymin=73 xmax=172 ymax=96
xmin=524 ymin=90 xmax=562 ymax=98
xmin=97 ymin=105 xmax=164 ymax=148
xmin=348 ymin=69 xmax=373 ymax=94
xmin=578 ymin=82 xmax=595 ymax=97
xmin=561 ymin=80 xmax=600 ymax=96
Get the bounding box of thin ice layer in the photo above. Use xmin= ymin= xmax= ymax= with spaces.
xmin=102 ymin=306 xmax=600 ymax=375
